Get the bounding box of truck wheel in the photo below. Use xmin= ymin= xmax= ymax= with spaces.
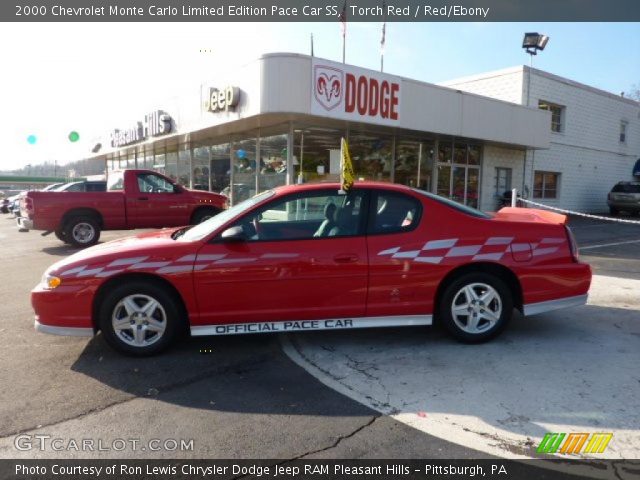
xmin=54 ymin=229 xmax=70 ymax=244
xmin=191 ymin=207 xmax=220 ymax=224
xmin=439 ymin=273 xmax=513 ymax=343
xmin=64 ymin=216 xmax=101 ymax=248
xmin=98 ymin=281 xmax=181 ymax=356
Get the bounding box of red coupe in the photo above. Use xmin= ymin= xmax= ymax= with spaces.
xmin=32 ymin=182 xmax=591 ymax=355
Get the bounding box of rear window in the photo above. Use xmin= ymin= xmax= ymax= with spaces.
xmin=612 ymin=183 xmax=640 ymax=193
xmin=412 ymin=189 xmax=491 ymax=219
xmin=107 ymin=173 xmax=124 ymax=191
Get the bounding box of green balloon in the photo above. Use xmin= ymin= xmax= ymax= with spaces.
xmin=68 ymin=131 xmax=80 ymax=142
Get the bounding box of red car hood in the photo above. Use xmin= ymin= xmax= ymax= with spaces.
xmin=48 ymin=228 xmax=190 ymax=273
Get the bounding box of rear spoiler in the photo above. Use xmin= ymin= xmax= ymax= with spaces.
xmin=493 ymin=207 xmax=567 ymax=225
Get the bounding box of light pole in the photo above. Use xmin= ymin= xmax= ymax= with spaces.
xmin=521 ymin=32 xmax=549 ymax=199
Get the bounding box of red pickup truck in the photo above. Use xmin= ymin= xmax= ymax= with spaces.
xmin=18 ymin=170 xmax=227 ymax=247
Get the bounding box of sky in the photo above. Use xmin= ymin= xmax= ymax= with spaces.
xmin=0 ymin=21 xmax=638 ymax=171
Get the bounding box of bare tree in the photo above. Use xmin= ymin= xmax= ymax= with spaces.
xmin=628 ymin=83 xmax=640 ymax=101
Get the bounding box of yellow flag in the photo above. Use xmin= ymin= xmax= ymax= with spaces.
xmin=340 ymin=137 xmax=355 ymax=191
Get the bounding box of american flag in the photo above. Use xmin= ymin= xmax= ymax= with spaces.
xmin=381 ymin=1 xmax=387 ymax=53
xmin=339 ymin=1 xmax=347 ymax=37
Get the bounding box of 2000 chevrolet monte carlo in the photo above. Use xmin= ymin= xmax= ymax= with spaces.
xmin=32 ymin=182 xmax=591 ymax=355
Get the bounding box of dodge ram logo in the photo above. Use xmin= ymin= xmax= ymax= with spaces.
xmin=314 ymin=65 xmax=343 ymax=111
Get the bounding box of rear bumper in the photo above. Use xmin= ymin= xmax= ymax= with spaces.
xmin=16 ymin=216 xmax=33 ymax=230
xmin=35 ymin=318 xmax=94 ymax=337
xmin=523 ymin=294 xmax=588 ymax=316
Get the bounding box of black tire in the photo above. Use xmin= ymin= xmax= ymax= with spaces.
xmin=63 ymin=216 xmax=101 ymax=248
xmin=609 ymin=206 xmax=619 ymax=216
xmin=439 ymin=272 xmax=513 ymax=343
xmin=191 ymin=207 xmax=220 ymax=225
xmin=98 ymin=281 xmax=182 ymax=356
xmin=54 ymin=228 xmax=70 ymax=244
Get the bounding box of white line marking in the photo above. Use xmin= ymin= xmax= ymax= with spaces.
xmin=580 ymin=239 xmax=640 ymax=250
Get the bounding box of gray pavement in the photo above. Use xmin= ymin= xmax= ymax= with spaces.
xmin=0 ymin=217 xmax=477 ymax=459
xmin=0 ymin=212 xmax=637 ymax=465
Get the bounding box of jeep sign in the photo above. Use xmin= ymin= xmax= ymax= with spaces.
xmin=204 ymin=86 xmax=240 ymax=113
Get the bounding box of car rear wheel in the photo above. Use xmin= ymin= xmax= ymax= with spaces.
xmin=64 ymin=216 xmax=101 ymax=248
xmin=439 ymin=273 xmax=513 ymax=343
xmin=98 ymin=281 xmax=181 ymax=356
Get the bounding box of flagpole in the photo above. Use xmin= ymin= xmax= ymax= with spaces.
xmin=340 ymin=1 xmax=347 ymax=63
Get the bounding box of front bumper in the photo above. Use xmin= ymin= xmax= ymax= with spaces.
xmin=35 ymin=318 xmax=94 ymax=337
xmin=17 ymin=216 xmax=33 ymax=230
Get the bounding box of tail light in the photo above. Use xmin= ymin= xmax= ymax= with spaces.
xmin=564 ymin=225 xmax=579 ymax=262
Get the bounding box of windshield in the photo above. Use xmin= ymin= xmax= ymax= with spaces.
xmin=412 ymin=188 xmax=492 ymax=219
xmin=176 ymin=190 xmax=275 ymax=242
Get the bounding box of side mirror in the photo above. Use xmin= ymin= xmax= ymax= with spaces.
xmin=173 ymin=184 xmax=183 ymax=193
xmin=220 ymin=226 xmax=246 ymax=242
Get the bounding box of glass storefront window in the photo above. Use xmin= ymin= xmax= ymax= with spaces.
xmin=192 ymin=145 xmax=210 ymax=191
xmin=436 ymin=140 xmax=481 ymax=208
xmin=438 ymin=142 xmax=452 ymax=163
xmin=468 ymin=145 xmax=480 ymax=165
xmin=348 ymin=132 xmax=392 ymax=182
xmin=233 ymin=137 xmax=257 ymax=202
xmin=293 ymin=127 xmax=342 ymax=184
xmin=394 ymin=139 xmax=434 ymax=191
xmin=210 ymin=143 xmax=230 ymax=194
xmin=258 ymin=133 xmax=288 ymax=193
xmin=165 ymin=146 xmax=178 ymax=182
xmin=178 ymin=145 xmax=191 ymax=188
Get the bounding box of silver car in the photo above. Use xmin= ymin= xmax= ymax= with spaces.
xmin=608 ymin=181 xmax=640 ymax=216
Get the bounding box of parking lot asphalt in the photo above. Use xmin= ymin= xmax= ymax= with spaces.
xmin=0 ymin=212 xmax=637 ymax=468
xmin=0 ymin=216 xmax=481 ymax=460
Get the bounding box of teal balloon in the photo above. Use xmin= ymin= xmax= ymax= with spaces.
xmin=27 ymin=135 xmax=37 ymax=145
xmin=68 ymin=131 xmax=80 ymax=142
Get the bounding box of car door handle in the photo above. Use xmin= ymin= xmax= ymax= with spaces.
xmin=137 ymin=197 xmax=149 ymax=201
xmin=333 ymin=254 xmax=359 ymax=264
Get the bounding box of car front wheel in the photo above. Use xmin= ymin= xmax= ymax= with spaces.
xmin=439 ymin=273 xmax=513 ymax=343
xmin=98 ymin=281 xmax=181 ymax=356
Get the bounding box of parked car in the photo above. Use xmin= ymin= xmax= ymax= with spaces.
xmin=41 ymin=183 xmax=65 ymax=192
xmin=0 ymin=198 xmax=7 ymax=214
xmin=32 ymin=181 xmax=591 ymax=355
xmin=608 ymin=181 xmax=640 ymax=216
xmin=52 ymin=180 xmax=107 ymax=192
xmin=18 ymin=169 xmax=227 ymax=247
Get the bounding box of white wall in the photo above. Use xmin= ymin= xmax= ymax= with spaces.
xmin=480 ymin=145 xmax=525 ymax=212
xmin=443 ymin=66 xmax=640 ymax=212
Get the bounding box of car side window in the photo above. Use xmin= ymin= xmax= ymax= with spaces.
xmin=137 ymin=173 xmax=174 ymax=193
xmin=232 ymin=190 xmax=366 ymax=242
xmin=369 ymin=191 xmax=421 ymax=235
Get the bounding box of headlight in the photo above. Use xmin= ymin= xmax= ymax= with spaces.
xmin=41 ymin=274 xmax=62 ymax=290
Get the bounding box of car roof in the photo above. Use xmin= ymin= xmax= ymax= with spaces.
xmin=273 ymin=181 xmax=416 ymax=195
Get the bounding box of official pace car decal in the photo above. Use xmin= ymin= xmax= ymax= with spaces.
xmin=378 ymin=236 xmax=565 ymax=264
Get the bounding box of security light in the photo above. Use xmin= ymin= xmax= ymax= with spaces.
xmin=522 ymin=33 xmax=549 ymax=55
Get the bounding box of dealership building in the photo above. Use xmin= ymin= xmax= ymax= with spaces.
xmin=91 ymin=52 xmax=639 ymax=212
